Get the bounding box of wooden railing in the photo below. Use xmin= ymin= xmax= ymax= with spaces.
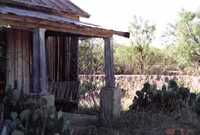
xmin=48 ymin=81 xmax=80 ymax=102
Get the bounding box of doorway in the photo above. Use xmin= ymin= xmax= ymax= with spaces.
xmin=0 ymin=29 xmax=7 ymax=97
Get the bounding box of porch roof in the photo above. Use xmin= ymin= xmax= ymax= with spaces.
xmin=0 ymin=5 xmax=129 ymax=38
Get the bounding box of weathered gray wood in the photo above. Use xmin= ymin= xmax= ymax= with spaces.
xmin=100 ymin=37 xmax=121 ymax=125
xmin=76 ymin=37 xmax=80 ymax=81
xmin=32 ymin=29 xmax=48 ymax=95
xmin=6 ymin=30 xmax=14 ymax=88
xmin=32 ymin=28 xmax=48 ymax=95
xmin=104 ymin=37 xmax=115 ymax=88
xmin=48 ymin=81 xmax=79 ymax=102
xmin=70 ymin=36 xmax=79 ymax=81
xmin=65 ymin=37 xmax=71 ymax=81
xmin=17 ymin=30 xmax=23 ymax=91
xmin=32 ymin=29 xmax=41 ymax=94
xmin=100 ymin=86 xmax=121 ymax=125
xmin=14 ymin=30 xmax=18 ymax=89
xmin=23 ymin=31 xmax=30 ymax=95
xmin=6 ymin=29 xmax=32 ymax=94
xmin=39 ymin=28 xmax=48 ymax=95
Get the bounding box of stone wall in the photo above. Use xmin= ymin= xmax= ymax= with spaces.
xmin=79 ymin=75 xmax=200 ymax=110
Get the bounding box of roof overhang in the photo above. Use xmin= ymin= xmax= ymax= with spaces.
xmin=0 ymin=6 xmax=129 ymax=38
xmin=0 ymin=0 xmax=90 ymax=18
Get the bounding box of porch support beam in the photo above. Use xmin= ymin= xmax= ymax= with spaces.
xmin=104 ymin=37 xmax=115 ymax=87
xmin=100 ymin=37 xmax=121 ymax=125
xmin=32 ymin=28 xmax=48 ymax=95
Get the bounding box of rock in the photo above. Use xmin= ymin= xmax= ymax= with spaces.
xmin=4 ymin=120 xmax=12 ymax=134
xmin=48 ymin=106 xmax=56 ymax=119
xmin=57 ymin=111 xmax=63 ymax=119
xmin=10 ymin=112 xmax=18 ymax=121
xmin=1 ymin=126 xmax=8 ymax=135
xmin=20 ymin=109 xmax=31 ymax=121
xmin=11 ymin=130 xmax=24 ymax=135
xmin=12 ymin=89 xmax=21 ymax=104
xmin=42 ymin=95 xmax=55 ymax=107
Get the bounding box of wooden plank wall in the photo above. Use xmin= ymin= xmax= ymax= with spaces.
xmin=46 ymin=33 xmax=79 ymax=82
xmin=5 ymin=29 xmax=79 ymax=101
xmin=46 ymin=33 xmax=79 ymax=102
xmin=46 ymin=34 xmax=66 ymax=81
xmin=6 ymin=29 xmax=32 ymax=95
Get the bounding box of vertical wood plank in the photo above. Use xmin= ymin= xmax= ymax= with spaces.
xmin=17 ymin=30 xmax=23 ymax=92
xmin=22 ymin=31 xmax=27 ymax=94
xmin=27 ymin=31 xmax=31 ymax=94
xmin=46 ymin=36 xmax=52 ymax=82
xmin=22 ymin=31 xmax=32 ymax=95
xmin=65 ymin=36 xmax=71 ymax=81
xmin=6 ymin=29 xmax=33 ymax=94
xmin=29 ymin=31 xmax=32 ymax=90
xmin=14 ymin=30 xmax=18 ymax=89
xmin=70 ymin=36 xmax=79 ymax=81
xmin=52 ymin=37 xmax=55 ymax=81
xmin=6 ymin=30 xmax=14 ymax=88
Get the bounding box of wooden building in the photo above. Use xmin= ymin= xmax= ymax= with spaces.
xmin=0 ymin=0 xmax=129 ymax=115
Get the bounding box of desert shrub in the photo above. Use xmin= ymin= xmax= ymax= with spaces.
xmin=129 ymin=80 xmax=199 ymax=114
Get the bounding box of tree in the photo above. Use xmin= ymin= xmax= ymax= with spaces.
xmin=129 ymin=16 xmax=156 ymax=74
xmin=165 ymin=10 xmax=200 ymax=71
xmin=79 ymin=38 xmax=104 ymax=74
xmin=114 ymin=45 xmax=137 ymax=74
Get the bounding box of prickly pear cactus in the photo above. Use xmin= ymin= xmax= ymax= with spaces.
xmin=130 ymin=80 xmax=198 ymax=114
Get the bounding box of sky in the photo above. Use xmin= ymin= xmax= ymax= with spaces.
xmin=71 ymin=0 xmax=200 ymax=47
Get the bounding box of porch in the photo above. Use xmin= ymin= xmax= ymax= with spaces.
xmin=0 ymin=29 xmax=80 ymax=110
xmin=0 ymin=0 xmax=129 ymax=123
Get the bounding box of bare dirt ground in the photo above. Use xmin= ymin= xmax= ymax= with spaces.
xmin=68 ymin=109 xmax=200 ymax=135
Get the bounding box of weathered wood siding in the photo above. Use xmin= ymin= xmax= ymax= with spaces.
xmin=46 ymin=33 xmax=79 ymax=102
xmin=6 ymin=29 xmax=32 ymax=94
xmin=46 ymin=34 xmax=66 ymax=81
xmin=5 ymin=30 xmax=79 ymax=102
xmin=46 ymin=33 xmax=79 ymax=82
xmin=48 ymin=81 xmax=79 ymax=101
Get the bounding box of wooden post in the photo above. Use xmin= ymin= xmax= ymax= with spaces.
xmin=100 ymin=37 xmax=121 ymax=125
xmin=39 ymin=29 xmax=48 ymax=95
xmin=32 ymin=29 xmax=40 ymax=94
xmin=32 ymin=28 xmax=48 ymax=95
xmin=104 ymin=37 xmax=115 ymax=88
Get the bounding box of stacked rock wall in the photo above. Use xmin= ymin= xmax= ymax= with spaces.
xmin=79 ymin=75 xmax=200 ymax=110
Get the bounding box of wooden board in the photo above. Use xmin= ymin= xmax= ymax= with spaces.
xmin=46 ymin=33 xmax=79 ymax=82
xmin=6 ymin=29 xmax=32 ymax=94
xmin=46 ymin=33 xmax=80 ymax=102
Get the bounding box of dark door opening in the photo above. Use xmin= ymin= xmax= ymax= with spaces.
xmin=0 ymin=29 xmax=7 ymax=97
